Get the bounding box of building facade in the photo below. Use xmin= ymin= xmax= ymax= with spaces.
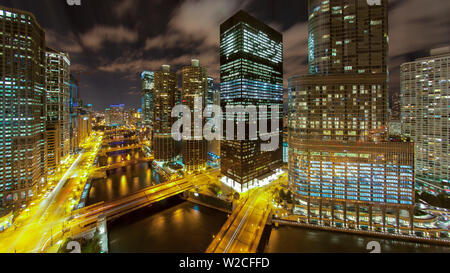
xmin=46 ymin=47 xmax=70 ymax=171
xmin=181 ymin=60 xmax=208 ymax=172
xmin=206 ymin=77 xmax=221 ymax=161
xmin=401 ymin=47 xmax=450 ymax=195
xmin=220 ymin=10 xmax=284 ymax=192
xmin=0 ymin=6 xmax=47 ymax=213
xmin=69 ymin=74 xmax=80 ymax=153
xmin=153 ymin=65 xmax=177 ymax=161
xmin=105 ymin=104 xmax=125 ymax=127
xmin=288 ymin=0 xmax=415 ymax=232
xmin=141 ymin=71 xmax=154 ymax=128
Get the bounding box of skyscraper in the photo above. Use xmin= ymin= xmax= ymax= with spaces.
xmin=206 ymin=77 xmax=221 ymax=161
xmin=401 ymin=47 xmax=450 ymax=195
xmin=153 ymin=65 xmax=177 ymax=161
xmin=289 ymin=0 xmax=415 ymax=232
xmin=141 ymin=71 xmax=154 ymax=128
xmin=182 ymin=60 xmax=208 ymax=172
xmin=220 ymin=10 xmax=284 ymax=193
xmin=46 ymin=47 xmax=70 ymax=172
xmin=0 ymin=6 xmax=47 ymax=213
xmin=69 ymin=74 xmax=79 ymax=153
xmin=105 ymin=104 xmax=125 ymax=127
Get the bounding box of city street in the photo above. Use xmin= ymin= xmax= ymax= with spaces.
xmin=0 ymin=134 xmax=102 ymax=253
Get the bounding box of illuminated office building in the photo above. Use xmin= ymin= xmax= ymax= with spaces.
xmin=141 ymin=71 xmax=154 ymax=128
xmin=0 ymin=6 xmax=47 ymax=213
xmin=69 ymin=74 xmax=80 ymax=153
xmin=127 ymin=108 xmax=141 ymax=128
xmin=401 ymin=47 xmax=450 ymax=195
xmin=206 ymin=77 xmax=220 ymax=106
xmin=182 ymin=60 xmax=208 ymax=172
xmin=206 ymin=77 xmax=221 ymax=161
xmin=288 ymin=0 xmax=415 ymax=232
xmin=220 ymin=10 xmax=283 ymax=192
xmin=153 ymin=65 xmax=177 ymax=161
xmin=105 ymin=104 xmax=125 ymax=127
xmin=46 ymin=47 xmax=70 ymax=171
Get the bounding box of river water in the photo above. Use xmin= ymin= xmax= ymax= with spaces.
xmin=107 ymin=197 xmax=228 ymax=253
xmin=87 ymin=161 xmax=449 ymax=253
xmin=86 ymin=161 xmax=165 ymax=206
xmin=264 ymin=225 xmax=450 ymax=253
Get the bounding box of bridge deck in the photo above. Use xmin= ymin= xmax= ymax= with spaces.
xmin=206 ymin=189 xmax=272 ymax=253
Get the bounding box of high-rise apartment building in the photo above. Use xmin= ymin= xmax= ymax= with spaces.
xmin=401 ymin=47 xmax=450 ymax=195
xmin=220 ymin=10 xmax=284 ymax=192
xmin=153 ymin=65 xmax=177 ymax=161
xmin=181 ymin=60 xmax=208 ymax=172
xmin=288 ymin=0 xmax=415 ymax=232
xmin=141 ymin=71 xmax=154 ymax=128
xmin=0 ymin=6 xmax=47 ymax=213
xmin=46 ymin=47 xmax=70 ymax=171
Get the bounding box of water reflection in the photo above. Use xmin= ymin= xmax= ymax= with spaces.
xmin=87 ymin=162 xmax=165 ymax=205
xmin=108 ymin=198 xmax=228 ymax=253
xmin=265 ymin=226 xmax=450 ymax=253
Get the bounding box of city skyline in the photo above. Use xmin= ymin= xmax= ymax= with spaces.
xmin=0 ymin=0 xmax=447 ymax=111
xmin=0 ymin=0 xmax=449 ymax=257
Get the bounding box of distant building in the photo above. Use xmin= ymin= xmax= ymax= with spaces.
xmin=401 ymin=46 xmax=450 ymax=195
xmin=153 ymin=65 xmax=177 ymax=161
xmin=77 ymin=111 xmax=92 ymax=144
xmin=46 ymin=47 xmax=71 ymax=171
xmin=206 ymin=77 xmax=221 ymax=161
xmin=141 ymin=71 xmax=154 ymax=128
xmin=0 ymin=6 xmax=47 ymax=213
xmin=391 ymin=91 xmax=401 ymax=121
xmin=69 ymin=74 xmax=80 ymax=153
xmin=181 ymin=60 xmax=208 ymax=172
xmin=388 ymin=121 xmax=402 ymax=137
xmin=220 ymin=10 xmax=284 ymax=192
xmin=127 ymin=108 xmax=141 ymax=128
xmin=105 ymin=104 xmax=125 ymax=127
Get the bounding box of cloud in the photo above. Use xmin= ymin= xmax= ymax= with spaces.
xmin=139 ymin=0 xmax=253 ymax=81
xmin=387 ymin=0 xmax=450 ymax=91
xmin=113 ymin=0 xmax=139 ymax=18
xmin=145 ymin=0 xmax=251 ymax=51
xmin=46 ymin=30 xmax=83 ymax=54
xmin=70 ymin=63 xmax=90 ymax=72
xmin=389 ymin=0 xmax=450 ymax=58
xmin=282 ymin=22 xmax=309 ymax=83
xmin=80 ymin=25 xmax=138 ymax=51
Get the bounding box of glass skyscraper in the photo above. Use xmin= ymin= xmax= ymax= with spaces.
xmin=220 ymin=10 xmax=283 ymax=192
xmin=288 ymin=0 xmax=415 ymax=232
xmin=141 ymin=71 xmax=154 ymax=128
xmin=69 ymin=74 xmax=79 ymax=154
xmin=0 ymin=6 xmax=47 ymax=214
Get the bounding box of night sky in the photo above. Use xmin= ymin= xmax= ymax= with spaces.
xmin=0 ymin=0 xmax=448 ymax=111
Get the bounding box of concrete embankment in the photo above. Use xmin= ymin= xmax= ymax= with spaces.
xmin=181 ymin=191 xmax=233 ymax=214
xmin=272 ymin=219 xmax=450 ymax=247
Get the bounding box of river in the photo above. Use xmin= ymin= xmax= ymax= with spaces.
xmin=264 ymin=225 xmax=450 ymax=253
xmin=107 ymin=197 xmax=228 ymax=253
xmin=87 ymin=160 xmax=449 ymax=253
